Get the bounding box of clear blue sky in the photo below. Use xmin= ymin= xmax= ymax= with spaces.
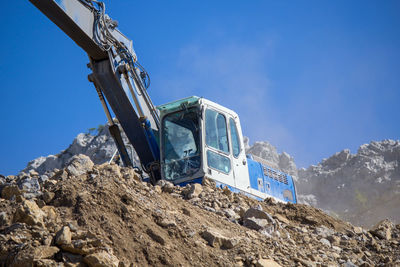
xmin=0 ymin=1 xmax=399 ymax=175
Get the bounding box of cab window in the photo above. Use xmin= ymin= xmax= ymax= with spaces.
xmin=205 ymin=109 xmax=229 ymax=153
xmin=229 ymin=118 xmax=241 ymax=158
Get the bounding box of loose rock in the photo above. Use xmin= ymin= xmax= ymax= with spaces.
xmin=55 ymin=226 xmax=72 ymax=245
xmin=13 ymin=200 xmax=45 ymax=226
xmin=84 ymin=250 xmax=119 ymax=267
xmin=66 ymin=154 xmax=94 ymax=176
xmin=1 ymin=185 xmax=21 ymax=200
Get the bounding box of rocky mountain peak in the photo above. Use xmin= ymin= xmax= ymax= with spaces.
xmin=358 ymin=139 xmax=400 ymax=161
xmin=21 ymin=125 xmax=139 ymax=177
xmin=297 ymin=139 xmax=400 ymax=227
xmin=320 ymin=149 xmax=352 ymax=170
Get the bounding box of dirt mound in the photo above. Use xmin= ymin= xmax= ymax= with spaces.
xmin=1 ymin=156 xmax=399 ymax=266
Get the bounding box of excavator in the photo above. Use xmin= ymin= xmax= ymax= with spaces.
xmin=28 ymin=0 xmax=297 ymax=203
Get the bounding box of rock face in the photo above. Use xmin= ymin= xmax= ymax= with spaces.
xmin=245 ymin=138 xmax=400 ymax=227
xmin=21 ymin=125 xmax=140 ymax=176
xmin=297 ymin=140 xmax=400 ymax=227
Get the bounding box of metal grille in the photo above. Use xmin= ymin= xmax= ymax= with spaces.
xmin=263 ymin=166 xmax=289 ymax=185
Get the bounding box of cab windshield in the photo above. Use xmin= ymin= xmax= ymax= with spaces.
xmin=162 ymin=108 xmax=201 ymax=180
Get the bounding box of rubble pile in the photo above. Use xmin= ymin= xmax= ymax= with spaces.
xmin=1 ymin=155 xmax=399 ymax=266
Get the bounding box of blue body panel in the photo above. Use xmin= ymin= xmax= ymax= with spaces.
xmin=143 ymin=118 xmax=160 ymax=161
xmin=146 ymin=159 xmax=297 ymax=203
xmin=174 ymin=172 xmax=296 ymax=204
xmin=247 ymin=158 xmax=297 ymax=203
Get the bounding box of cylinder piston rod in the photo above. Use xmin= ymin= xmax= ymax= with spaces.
xmin=88 ymin=73 xmax=133 ymax=167
xmin=118 ymin=64 xmax=145 ymax=119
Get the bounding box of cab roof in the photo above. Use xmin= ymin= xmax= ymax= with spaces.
xmin=157 ymin=96 xmax=239 ymax=119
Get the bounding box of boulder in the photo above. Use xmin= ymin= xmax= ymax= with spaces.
xmin=242 ymin=207 xmax=276 ymax=232
xmin=224 ymin=209 xmax=241 ymax=220
xmin=156 ymin=218 xmax=177 ymax=228
xmin=97 ymin=163 xmax=121 ymax=178
xmin=156 ymin=180 xmax=174 ymax=193
xmin=327 ymin=235 xmax=341 ymax=246
xmin=1 ymin=185 xmax=22 ymax=200
xmin=42 ymin=205 xmax=58 ymax=225
xmin=201 ymin=228 xmax=238 ymax=249
xmin=10 ymin=246 xmax=59 ymax=267
xmin=353 ymin=226 xmax=364 ymax=235
xmin=314 ymin=226 xmax=335 ymax=238
xmin=153 ymin=185 xmax=162 ymax=194
xmin=84 ymin=250 xmax=120 ymax=267
xmin=61 ymin=252 xmax=84 ymax=266
xmin=61 ymin=239 xmax=96 ymax=255
xmin=319 ymin=238 xmax=331 ymax=247
xmin=121 ymin=167 xmax=141 ymax=181
xmin=32 ymin=246 xmax=60 ymax=260
xmin=274 ymin=214 xmax=290 ymax=225
xmin=43 ymin=191 xmax=55 ymax=204
xmin=55 ymin=226 xmax=72 ymax=245
xmin=146 ymin=228 xmax=166 ymax=245
xmin=66 ymin=154 xmax=94 ymax=176
xmin=243 ymin=207 xmax=275 ymax=223
xmin=186 ymin=183 xmax=203 ymax=199
xmin=13 ymin=200 xmax=45 ymax=226
xmin=370 ymin=219 xmax=394 ymax=240
xmin=17 ymin=177 xmax=40 ymax=195
xmin=255 ymin=259 xmax=282 ymax=267
xmin=243 ymin=217 xmax=271 ymax=231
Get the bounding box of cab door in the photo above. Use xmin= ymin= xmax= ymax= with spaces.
xmin=203 ymin=107 xmax=235 ymax=186
xmin=227 ymin=116 xmax=250 ymax=189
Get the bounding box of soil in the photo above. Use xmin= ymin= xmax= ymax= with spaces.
xmin=0 ymin=160 xmax=399 ymax=266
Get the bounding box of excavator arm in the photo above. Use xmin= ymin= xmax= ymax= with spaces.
xmin=29 ymin=0 xmax=161 ymax=182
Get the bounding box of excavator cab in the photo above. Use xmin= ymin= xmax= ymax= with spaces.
xmin=158 ymin=96 xmax=249 ymax=188
xmin=158 ymin=96 xmax=297 ymax=204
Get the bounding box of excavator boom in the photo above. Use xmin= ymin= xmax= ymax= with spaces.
xmin=29 ymin=0 xmax=161 ymax=181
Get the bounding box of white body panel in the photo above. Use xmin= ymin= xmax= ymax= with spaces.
xmin=199 ymin=99 xmax=250 ymax=190
xmin=199 ymin=99 xmax=284 ymax=202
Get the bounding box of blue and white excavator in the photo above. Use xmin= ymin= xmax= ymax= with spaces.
xmin=29 ymin=0 xmax=297 ymax=204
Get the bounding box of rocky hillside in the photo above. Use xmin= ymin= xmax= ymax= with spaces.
xmin=297 ymin=140 xmax=400 ymax=228
xmin=19 ymin=128 xmax=400 ymax=228
xmin=1 ymin=156 xmax=399 ymax=266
